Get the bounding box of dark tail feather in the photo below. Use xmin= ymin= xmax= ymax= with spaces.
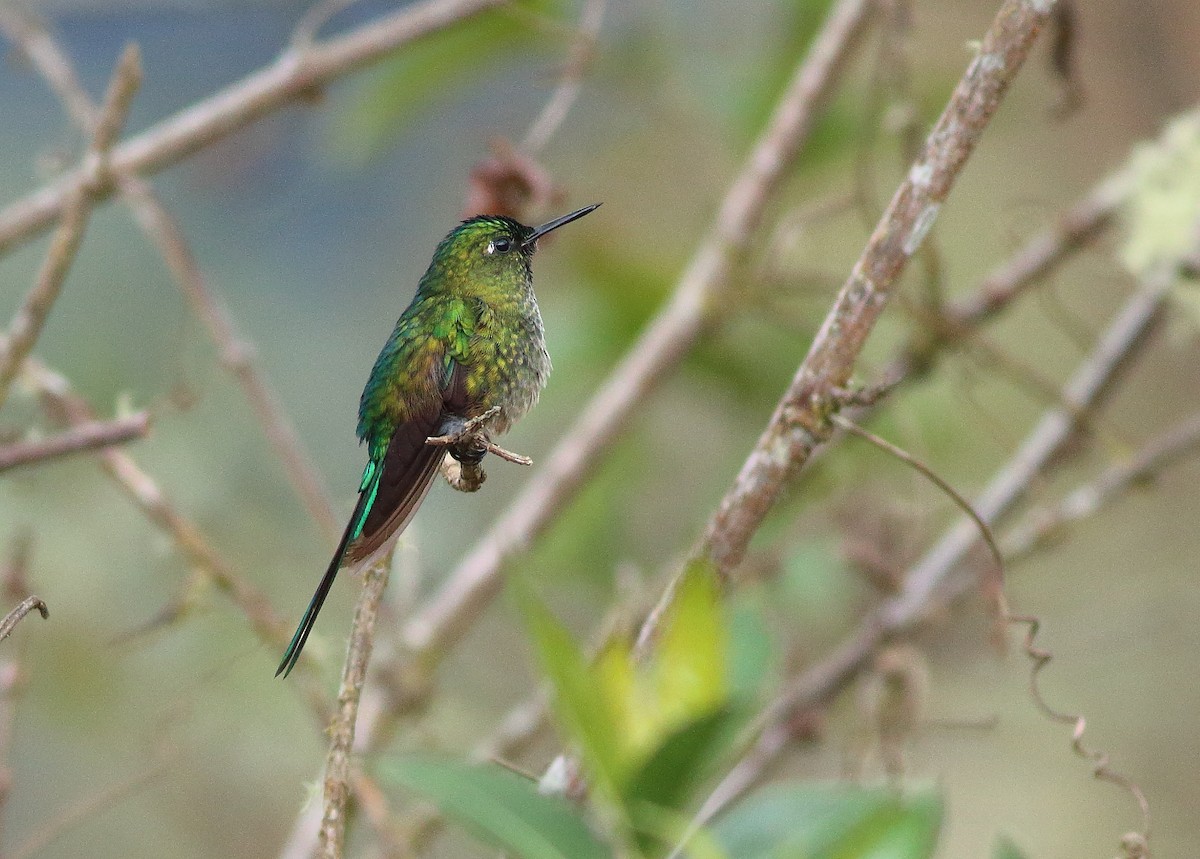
xmin=275 ymin=493 xmax=367 ymax=678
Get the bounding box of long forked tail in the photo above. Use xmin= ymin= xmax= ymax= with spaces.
xmin=275 ymin=480 xmax=373 ymax=678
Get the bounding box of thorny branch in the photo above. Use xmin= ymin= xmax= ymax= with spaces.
xmin=0 ymin=412 xmax=149 ymax=474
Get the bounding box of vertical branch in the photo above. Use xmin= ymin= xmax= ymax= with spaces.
xmin=319 ymin=553 xmax=392 ymax=859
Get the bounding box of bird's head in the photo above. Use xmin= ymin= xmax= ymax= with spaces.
xmin=423 ymin=204 xmax=600 ymax=296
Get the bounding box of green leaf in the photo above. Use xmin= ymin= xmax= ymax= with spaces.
xmin=993 ymin=835 xmax=1030 ymax=859
xmin=625 ymin=706 xmax=741 ymax=815
xmin=519 ymin=584 xmax=626 ymax=795
xmin=656 ymin=559 xmax=727 ymax=728
xmin=380 ymin=755 xmax=610 ymax=859
xmin=712 ymin=783 xmax=942 ymax=859
xmin=727 ymin=593 xmax=777 ymax=703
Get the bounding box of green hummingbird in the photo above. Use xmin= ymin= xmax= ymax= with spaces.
xmin=276 ymin=203 xmax=600 ymax=678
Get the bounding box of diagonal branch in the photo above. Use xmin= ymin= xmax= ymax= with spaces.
xmin=0 ymin=413 xmax=150 ymax=474
xmin=0 ymin=596 xmax=48 ymax=643
xmin=0 ymin=8 xmax=348 ymax=540
xmin=16 ymin=352 xmax=333 ymax=727
xmin=696 ymin=0 xmax=1058 ymax=584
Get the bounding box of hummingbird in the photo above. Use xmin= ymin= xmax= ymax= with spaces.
xmin=276 ymin=203 xmax=600 ymax=678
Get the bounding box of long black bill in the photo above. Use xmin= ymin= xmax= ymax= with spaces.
xmin=524 ymin=203 xmax=601 ymax=247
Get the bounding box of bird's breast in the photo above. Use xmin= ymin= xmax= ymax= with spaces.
xmin=471 ymin=304 xmax=550 ymax=433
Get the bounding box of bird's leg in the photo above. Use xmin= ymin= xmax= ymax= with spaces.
xmin=427 ymin=406 xmax=532 ymax=493
xmin=426 ymin=406 xmax=533 ymax=466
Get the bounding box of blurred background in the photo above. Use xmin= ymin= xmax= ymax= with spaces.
xmin=0 ymin=0 xmax=1198 ymax=856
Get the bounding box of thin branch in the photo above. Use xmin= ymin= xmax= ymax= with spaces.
xmin=520 ymin=0 xmax=606 ymax=155
xmin=696 ymin=0 xmax=1057 ymax=585
xmin=830 ymin=412 xmax=1005 ymax=614
xmin=0 ymin=597 xmax=48 ymax=643
xmin=0 ymin=0 xmax=504 ymax=257
xmin=0 ymin=413 xmax=150 ymax=474
xmin=1002 ymin=408 xmax=1200 ymax=561
xmin=319 ymin=551 xmax=392 ymax=859
xmin=0 ymin=42 xmax=141 ymax=408
xmin=689 ymin=265 xmax=1173 ymax=828
xmin=396 ymin=0 xmax=875 ymax=677
xmin=0 ymin=9 xmax=340 ymax=540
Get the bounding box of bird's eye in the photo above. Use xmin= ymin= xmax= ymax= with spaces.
xmin=487 ymin=237 xmax=512 ymax=256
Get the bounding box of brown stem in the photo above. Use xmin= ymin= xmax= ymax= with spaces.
xmin=691 ymin=265 xmax=1173 ymax=829
xmin=697 ymin=0 xmax=1056 ymax=583
xmin=0 ymin=413 xmax=150 ymax=474
xmin=319 ymin=552 xmax=392 ymax=859
xmin=0 ymin=597 xmax=48 ymax=643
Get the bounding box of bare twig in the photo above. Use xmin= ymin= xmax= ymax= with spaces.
xmin=1002 ymin=409 xmax=1200 ymax=560
xmin=0 ymin=10 xmax=341 ymax=540
xmin=397 ymin=0 xmax=875 ymax=676
xmin=319 ymin=552 xmax=392 ymax=859
xmin=0 ymin=0 xmax=504 ymax=257
xmin=0 ymin=413 xmax=149 ymax=474
xmin=830 ymin=412 xmax=1006 ymax=616
xmin=0 ymin=597 xmax=48 ymax=643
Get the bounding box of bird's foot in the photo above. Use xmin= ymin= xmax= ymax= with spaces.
xmin=426 ymin=406 xmax=533 ymax=468
xmin=441 ymin=456 xmax=486 ymax=493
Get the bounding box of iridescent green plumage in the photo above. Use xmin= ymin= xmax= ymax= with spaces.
xmin=277 ymin=205 xmax=599 ymax=677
